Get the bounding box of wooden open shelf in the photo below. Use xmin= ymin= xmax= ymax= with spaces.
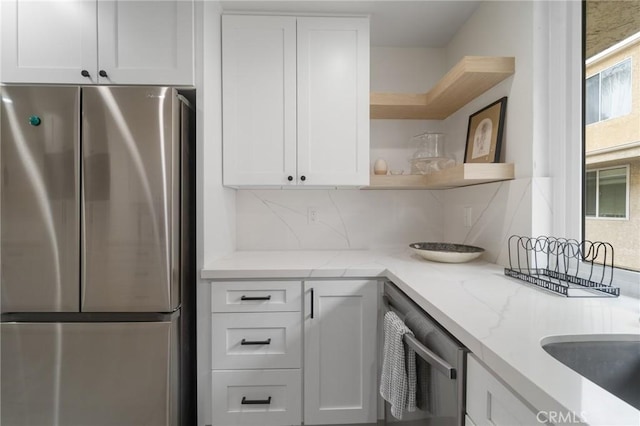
xmin=365 ymin=163 xmax=515 ymax=190
xmin=370 ymin=56 xmax=515 ymax=120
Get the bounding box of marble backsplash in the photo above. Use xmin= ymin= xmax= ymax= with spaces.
xmin=236 ymin=189 xmax=444 ymax=250
xmin=235 ymin=178 xmax=551 ymax=267
xmin=441 ymin=178 xmax=551 ymax=266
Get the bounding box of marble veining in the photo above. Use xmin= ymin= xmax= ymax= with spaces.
xmin=491 ymin=179 xmax=533 ymax=263
xmin=327 ymin=191 xmax=352 ymax=247
xmin=442 ymin=178 xmax=534 ymax=266
xmin=236 ymin=189 xmax=445 ymax=251
xmin=250 ymin=192 xmax=304 ymax=247
xmin=460 ymin=181 xmax=504 ymax=245
xmin=236 ymin=179 xmax=543 ymax=270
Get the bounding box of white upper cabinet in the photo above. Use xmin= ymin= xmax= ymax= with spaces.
xmin=96 ymin=0 xmax=193 ymax=85
xmin=296 ymin=17 xmax=370 ymax=187
xmin=222 ymin=14 xmax=370 ymax=188
xmin=0 ymin=0 xmax=97 ymax=84
xmin=222 ymin=15 xmax=298 ymax=187
xmin=1 ymin=0 xmax=193 ymax=85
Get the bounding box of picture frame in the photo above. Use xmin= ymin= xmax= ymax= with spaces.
xmin=464 ymin=97 xmax=507 ymax=163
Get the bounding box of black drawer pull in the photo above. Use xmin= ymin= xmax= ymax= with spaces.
xmin=240 ymin=295 xmax=272 ymax=301
xmin=241 ymin=396 xmax=272 ymax=405
xmin=241 ymin=338 xmax=271 ymax=345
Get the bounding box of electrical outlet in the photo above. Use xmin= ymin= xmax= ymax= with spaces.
xmin=308 ymin=207 xmax=319 ymax=224
xmin=464 ymin=207 xmax=472 ymax=228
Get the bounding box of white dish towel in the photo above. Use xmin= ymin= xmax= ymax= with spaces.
xmin=380 ymin=310 xmax=417 ymax=419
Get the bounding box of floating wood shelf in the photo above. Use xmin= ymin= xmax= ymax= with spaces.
xmin=365 ymin=163 xmax=515 ymax=190
xmin=370 ymin=56 xmax=515 ymax=120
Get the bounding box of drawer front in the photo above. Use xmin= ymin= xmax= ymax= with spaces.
xmin=211 ymin=281 xmax=301 ymax=312
xmin=212 ymin=312 xmax=301 ymax=369
xmin=212 ymin=369 xmax=301 ymax=426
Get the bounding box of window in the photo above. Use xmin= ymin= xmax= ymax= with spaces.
xmin=585 ymin=58 xmax=632 ymax=125
xmin=585 ymin=166 xmax=629 ymax=219
xmin=582 ymin=2 xmax=639 ymax=275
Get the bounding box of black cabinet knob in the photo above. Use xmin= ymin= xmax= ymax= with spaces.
xmin=287 ymin=176 xmax=293 ymax=181
xmin=300 ymin=175 xmax=306 ymax=181
xmin=99 ymin=70 xmax=108 ymax=78
xmin=81 ymin=70 xmax=90 ymax=78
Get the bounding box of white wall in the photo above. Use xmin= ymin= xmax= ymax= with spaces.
xmin=195 ymin=1 xmax=235 ymax=425
xmin=444 ymin=1 xmax=533 ymax=174
xmin=199 ymin=7 xmax=236 ymax=264
xmin=370 ymin=47 xmax=446 ymax=174
xmin=438 ymin=0 xmax=559 ymax=265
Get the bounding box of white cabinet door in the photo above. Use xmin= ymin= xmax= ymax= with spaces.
xmin=222 ymin=15 xmax=297 ymax=187
xmin=466 ymin=355 xmax=539 ymax=426
xmin=296 ymin=17 xmax=370 ymax=187
xmin=303 ymin=280 xmax=378 ymax=425
xmin=222 ymin=15 xmax=370 ymax=188
xmin=1 ymin=0 xmax=193 ymax=85
xmin=97 ymin=0 xmax=193 ymax=85
xmin=1 ymin=0 xmax=97 ymax=84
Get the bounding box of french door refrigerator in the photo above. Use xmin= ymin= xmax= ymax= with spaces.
xmin=0 ymin=85 xmax=195 ymax=425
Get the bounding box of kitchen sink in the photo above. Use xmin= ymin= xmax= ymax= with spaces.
xmin=542 ymin=336 xmax=640 ymax=410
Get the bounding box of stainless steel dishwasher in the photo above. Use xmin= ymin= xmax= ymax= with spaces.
xmin=383 ymin=282 xmax=468 ymax=426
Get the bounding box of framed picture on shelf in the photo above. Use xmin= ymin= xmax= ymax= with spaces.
xmin=464 ymin=97 xmax=507 ymax=163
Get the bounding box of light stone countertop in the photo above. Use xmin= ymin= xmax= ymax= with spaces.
xmin=202 ymin=247 xmax=640 ymax=425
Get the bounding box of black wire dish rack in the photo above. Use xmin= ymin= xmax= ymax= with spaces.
xmin=504 ymin=235 xmax=620 ymax=297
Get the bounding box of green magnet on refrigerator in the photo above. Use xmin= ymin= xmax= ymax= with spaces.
xmin=28 ymin=115 xmax=41 ymax=126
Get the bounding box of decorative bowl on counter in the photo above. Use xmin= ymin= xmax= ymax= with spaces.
xmin=409 ymin=242 xmax=485 ymax=263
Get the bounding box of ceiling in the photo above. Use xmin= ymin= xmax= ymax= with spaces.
xmin=586 ymin=0 xmax=640 ymax=58
xmin=220 ymin=1 xmax=481 ymax=47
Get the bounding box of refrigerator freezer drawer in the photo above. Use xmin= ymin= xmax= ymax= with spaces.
xmin=0 ymin=320 xmax=179 ymax=426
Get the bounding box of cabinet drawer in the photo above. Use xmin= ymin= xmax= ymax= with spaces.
xmin=211 ymin=281 xmax=301 ymax=312
xmin=212 ymin=312 xmax=301 ymax=369
xmin=212 ymin=369 xmax=301 ymax=426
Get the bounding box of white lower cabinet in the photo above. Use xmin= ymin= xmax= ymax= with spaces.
xmin=212 ymin=369 xmax=302 ymax=426
xmin=211 ymin=279 xmax=378 ymax=426
xmin=303 ymin=280 xmax=378 ymax=425
xmin=466 ymin=355 xmax=539 ymax=426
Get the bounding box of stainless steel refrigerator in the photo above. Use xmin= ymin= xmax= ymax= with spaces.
xmin=0 ymin=85 xmax=195 ymax=425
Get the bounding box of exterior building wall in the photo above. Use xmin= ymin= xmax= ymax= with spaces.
xmin=586 ymin=36 xmax=640 ymax=271
xmin=585 ymin=158 xmax=640 ymax=271
xmin=585 ymin=39 xmax=640 ymax=152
